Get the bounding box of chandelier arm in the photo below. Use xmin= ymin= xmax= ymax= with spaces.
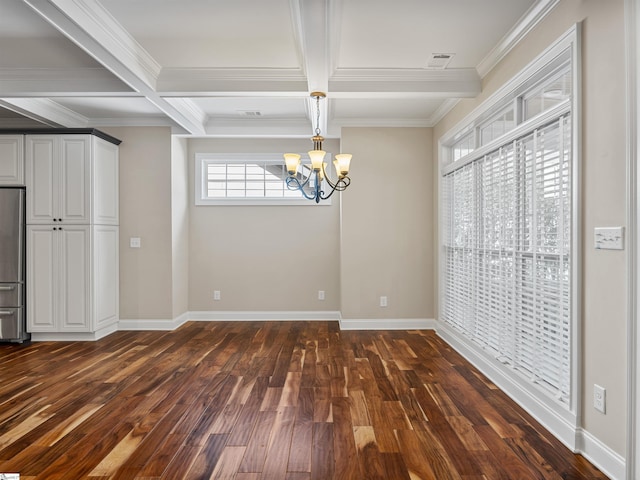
xmin=286 ymin=175 xmax=317 ymax=201
xmin=319 ymin=182 xmax=340 ymax=200
xmin=321 ymin=162 xmax=337 ymax=189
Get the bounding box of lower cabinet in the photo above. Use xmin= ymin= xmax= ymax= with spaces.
xmin=27 ymin=224 xmax=118 ymax=334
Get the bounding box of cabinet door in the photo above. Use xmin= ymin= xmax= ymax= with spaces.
xmin=26 ymin=225 xmax=91 ymax=333
xmin=94 ymin=225 xmax=118 ymax=329
xmin=26 ymin=135 xmax=91 ymax=224
xmin=0 ymin=135 xmax=24 ymax=185
xmin=27 ymin=226 xmax=57 ymax=331
xmin=93 ymin=137 xmax=119 ymax=225
xmin=59 ymin=225 xmax=91 ymax=331
xmin=25 ymin=136 xmax=56 ymax=223
xmin=60 ymin=136 xmax=91 ymax=223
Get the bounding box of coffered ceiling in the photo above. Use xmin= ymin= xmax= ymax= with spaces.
xmin=0 ymin=0 xmax=557 ymax=138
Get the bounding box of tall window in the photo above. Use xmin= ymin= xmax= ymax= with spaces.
xmin=441 ymin=36 xmax=576 ymax=412
xmin=443 ymin=114 xmax=571 ymax=401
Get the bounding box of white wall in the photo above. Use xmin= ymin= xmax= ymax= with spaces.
xmin=340 ymin=127 xmax=434 ymax=321
xmin=187 ymin=138 xmax=341 ymax=312
xmin=104 ymin=126 xmax=174 ymax=320
xmin=171 ymin=136 xmax=189 ymax=319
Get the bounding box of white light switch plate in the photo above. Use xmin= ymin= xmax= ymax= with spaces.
xmin=130 ymin=237 xmax=141 ymax=248
xmin=594 ymin=227 xmax=624 ymax=250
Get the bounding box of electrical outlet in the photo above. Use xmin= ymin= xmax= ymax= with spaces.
xmin=318 ymin=290 xmax=325 ymax=300
xmin=130 ymin=237 xmax=141 ymax=248
xmin=214 ymin=290 xmax=221 ymax=301
xmin=380 ymin=296 xmax=388 ymax=307
xmin=594 ymin=384 xmax=606 ymax=413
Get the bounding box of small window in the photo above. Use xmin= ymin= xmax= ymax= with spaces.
xmin=480 ymin=106 xmax=515 ymax=145
xmin=195 ymin=153 xmax=330 ymax=205
xmin=452 ymin=132 xmax=475 ymax=161
xmin=523 ymin=69 xmax=572 ymax=121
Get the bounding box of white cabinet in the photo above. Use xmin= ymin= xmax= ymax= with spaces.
xmin=27 ymin=225 xmax=119 ymax=334
xmin=27 ymin=225 xmax=90 ymax=332
xmin=25 ymin=134 xmax=118 ymax=225
xmin=0 ymin=135 xmax=24 ymax=185
xmin=24 ymin=130 xmax=120 ymax=339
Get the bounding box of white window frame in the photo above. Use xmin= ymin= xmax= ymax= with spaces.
xmin=195 ymin=153 xmax=332 ymax=206
xmin=438 ymin=25 xmax=581 ymax=449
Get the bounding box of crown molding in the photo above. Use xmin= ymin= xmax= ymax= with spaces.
xmin=428 ymin=98 xmax=461 ymax=127
xmin=204 ymin=118 xmax=315 ymax=138
xmin=0 ymin=67 xmax=133 ymax=95
xmin=329 ymin=68 xmax=480 ymax=97
xmin=0 ymin=98 xmax=89 ymax=127
xmin=157 ymin=68 xmax=308 ymax=95
xmin=476 ymin=0 xmax=561 ymax=78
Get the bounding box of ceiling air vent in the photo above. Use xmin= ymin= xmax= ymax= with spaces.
xmin=425 ymin=53 xmax=454 ymax=70
xmin=238 ymin=111 xmax=262 ymax=117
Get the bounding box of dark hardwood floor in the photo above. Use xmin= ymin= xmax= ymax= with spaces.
xmin=0 ymin=321 xmax=608 ymax=479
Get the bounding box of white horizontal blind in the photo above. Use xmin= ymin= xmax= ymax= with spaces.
xmin=443 ymin=113 xmax=571 ymax=402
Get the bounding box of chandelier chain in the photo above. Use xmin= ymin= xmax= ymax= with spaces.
xmin=314 ymin=94 xmax=321 ymax=136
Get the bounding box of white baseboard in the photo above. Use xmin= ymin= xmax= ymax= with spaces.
xmin=339 ymin=317 xmax=436 ymax=330
xmin=30 ymin=322 xmax=118 ymax=342
xmin=437 ymin=323 xmax=579 ymax=450
xmin=188 ymin=310 xmax=342 ymax=321
xmin=118 ymin=312 xmax=189 ymax=331
xmin=437 ymin=322 xmax=627 ymax=479
xmin=577 ymin=428 xmax=626 ymax=480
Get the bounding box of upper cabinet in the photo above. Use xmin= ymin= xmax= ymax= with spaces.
xmin=25 ymin=134 xmax=119 ymax=225
xmin=0 ymin=135 xmax=25 ymax=185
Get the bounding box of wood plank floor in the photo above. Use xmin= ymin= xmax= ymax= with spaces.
xmin=0 ymin=321 xmax=608 ymax=479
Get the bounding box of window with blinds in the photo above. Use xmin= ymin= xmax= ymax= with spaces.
xmin=442 ymin=113 xmax=571 ymax=402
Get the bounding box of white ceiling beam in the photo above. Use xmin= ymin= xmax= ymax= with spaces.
xmin=291 ymin=0 xmax=330 ymax=135
xmin=20 ymin=0 xmax=207 ymax=135
xmin=0 ymin=98 xmax=89 ymax=127
xmin=293 ymin=0 xmax=329 ymax=94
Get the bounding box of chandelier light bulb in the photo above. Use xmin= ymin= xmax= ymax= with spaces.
xmin=334 ymin=153 xmax=352 ymax=177
xmin=284 ymin=153 xmax=301 ymax=174
xmin=308 ymin=150 xmax=326 ymax=171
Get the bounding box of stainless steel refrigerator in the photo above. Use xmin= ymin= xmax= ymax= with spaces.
xmin=0 ymin=187 xmax=29 ymax=342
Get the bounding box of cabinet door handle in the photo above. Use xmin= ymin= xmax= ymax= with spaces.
xmin=0 ymin=285 xmax=15 ymax=291
xmin=0 ymin=311 xmax=12 ymax=316
xmin=53 ymin=218 xmax=57 ymax=222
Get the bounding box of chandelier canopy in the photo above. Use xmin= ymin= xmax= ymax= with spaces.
xmin=283 ymin=92 xmax=352 ymax=203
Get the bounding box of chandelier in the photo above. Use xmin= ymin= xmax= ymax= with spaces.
xmin=283 ymin=92 xmax=352 ymax=203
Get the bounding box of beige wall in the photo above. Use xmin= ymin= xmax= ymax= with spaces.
xmin=103 ymin=126 xmax=174 ymax=320
xmin=187 ymin=138 xmax=341 ymax=312
xmin=433 ymin=0 xmax=627 ymax=456
xmin=341 ymin=127 xmax=434 ymax=320
xmin=171 ymin=137 xmax=189 ymax=318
